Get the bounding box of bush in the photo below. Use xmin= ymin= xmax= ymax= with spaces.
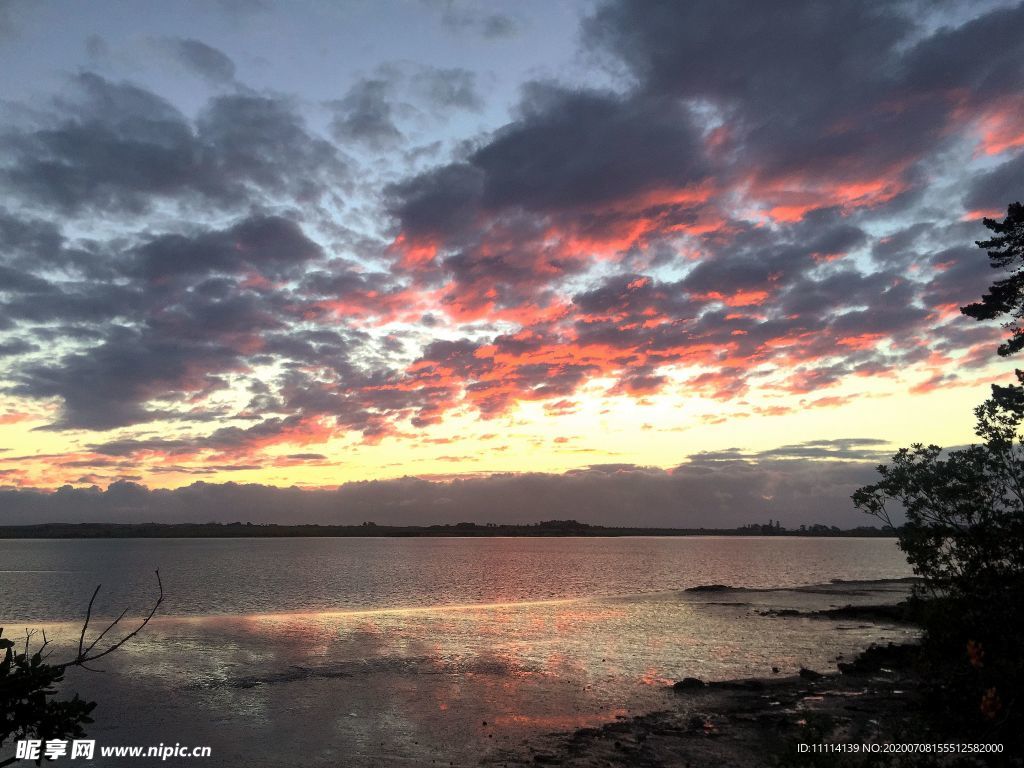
xmin=853 ymin=203 xmax=1024 ymax=747
xmin=0 ymin=572 xmax=162 ymax=766
xmin=0 ymin=629 xmax=96 ymax=766
xmin=855 ymin=384 xmax=1024 ymax=747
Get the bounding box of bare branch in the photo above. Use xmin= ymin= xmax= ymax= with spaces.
xmin=77 ymin=585 xmax=101 ymax=660
xmin=39 ymin=629 xmax=52 ymax=661
xmin=60 ymin=570 xmax=163 ymax=672
xmin=81 ymin=608 xmax=128 ymax=658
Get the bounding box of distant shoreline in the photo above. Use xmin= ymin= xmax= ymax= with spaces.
xmin=0 ymin=521 xmax=898 ymax=539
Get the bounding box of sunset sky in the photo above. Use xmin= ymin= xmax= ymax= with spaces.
xmin=1 ymin=0 xmax=1022 ymax=523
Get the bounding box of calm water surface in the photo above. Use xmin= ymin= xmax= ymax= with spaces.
xmin=0 ymin=538 xmax=915 ymax=767
xmin=0 ymin=536 xmax=911 ymax=621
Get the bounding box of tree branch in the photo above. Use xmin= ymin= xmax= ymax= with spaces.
xmin=60 ymin=570 xmax=163 ymax=671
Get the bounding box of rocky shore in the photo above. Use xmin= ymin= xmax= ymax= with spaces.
xmin=487 ymin=642 xmax=923 ymax=767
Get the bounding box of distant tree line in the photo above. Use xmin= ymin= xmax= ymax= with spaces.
xmin=0 ymin=520 xmax=898 ymax=539
xmin=735 ymin=520 xmax=887 ymax=536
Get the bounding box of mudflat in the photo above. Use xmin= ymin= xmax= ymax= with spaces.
xmin=488 ymin=643 xmax=923 ymax=767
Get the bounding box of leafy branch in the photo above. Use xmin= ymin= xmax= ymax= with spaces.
xmin=1 ymin=571 xmax=163 ymax=765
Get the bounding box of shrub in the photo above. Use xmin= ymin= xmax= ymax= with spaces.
xmin=853 ymin=203 xmax=1024 ymax=746
xmin=0 ymin=572 xmax=162 ymax=766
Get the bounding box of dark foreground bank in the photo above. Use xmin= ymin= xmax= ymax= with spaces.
xmin=485 ymin=643 xmax=996 ymax=767
xmin=485 ymin=613 xmax=1021 ymax=768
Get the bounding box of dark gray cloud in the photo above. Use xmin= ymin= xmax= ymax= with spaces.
xmin=0 ymin=0 xmax=30 ymax=40
xmin=387 ymin=85 xmax=708 ymax=241
xmin=386 ymin=162 xmax=483 ymax=241
xmin=84 ymin=34 xmax=108 ymax=60
xmin=965 ymin=158 xmax=1024 ymax=214
xmin=2 ymin=213 xmax=334 ymax=431
xmin=88 ymin=437 xmax=198 ymax=457
xmin=157 ymin=37 xmax=236 ymax=83
xmin=195 ymin=92 xmax=347 ymax=202
xmin=11 ymin=324 xmax=239 ymax=429
xmin=430 ymin=1 xmax=520 ymax=39
xmin=585 ymin=0 xmax=900 ymax=100
xmin=412 ymin=67 xmax=482 ymax=110
xmin=0 ymin=338 xmax=35 ymax=356
xmin=1 ymin=73 xmax=346 ymax=214
xmin=328 ymin=78 xmax=403 ymax=148
xmin=899 ymin=3 xmax=1024 ymax=101
xmin=921 ymin=243 xmax=1001 ymax=314
xmin=586 ymin=0 xmax=1024 ymax=189
xmin=475 ymin=85 xmax=708 ymax=212
xmin=212 ymin=0 xmax=270 ymax=18
xmin=134 ymin=214 xmax=323 ymax=282
xmin=754 ymin=438 xmax=892 ymax=461
xmin=0 ymin=456 xmax=886 ymax=528
xmin=383 ymin=83 xmax=716 ymax=325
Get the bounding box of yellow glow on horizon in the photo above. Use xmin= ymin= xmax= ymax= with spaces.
xmin=1 ymin=356 xmax=1013 ymax=490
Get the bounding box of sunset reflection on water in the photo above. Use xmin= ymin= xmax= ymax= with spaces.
xmin=1 ymin=539 xmax=918 ymax=766
xmin=29 ymin=585 xmax=920 ymax=767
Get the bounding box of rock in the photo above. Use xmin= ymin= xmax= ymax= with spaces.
xmin=715 ymin=679 xmax=766 ymax=691
xmin=673 ymin=677 xmax=707 ymax=691
xmin=799 ymin=667 xmax=824 ymax=681
xmin=809 ymin=602 xmax=918 ymax=624
xmin=684 ymin=584 xmax=733 ymax=592
xmin=838 ymin=643 xmax=918 ymax=675
xmin=772 ymin=666 xmax=780 ymax=674
xmin=759 ymin=608 xmax=801 ymax=617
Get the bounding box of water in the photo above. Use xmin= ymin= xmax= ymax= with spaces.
xmin=0 ymin=536 xmax=911 ymax=622
xmin=0 ymin=537 xmax=915 ymax=766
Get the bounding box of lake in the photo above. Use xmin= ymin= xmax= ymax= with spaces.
xmin=0 ymin=537 xmax=916 ymax=766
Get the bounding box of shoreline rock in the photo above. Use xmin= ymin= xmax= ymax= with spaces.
xmin=757 ymin=600 xmax=920 ymax=625
xmin=672 ymin=677 xmax=707 ymax=691
xmin=486 ymin=643 xmax=922 ymax=767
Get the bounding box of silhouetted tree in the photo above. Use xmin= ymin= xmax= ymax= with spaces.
xmin=0 ymin=571 xmax=162 ymax=766
xmin=854 ymin=204 xmax=1024 ymax=744
xmin=961 ymin=202 xmax=1024 ymax=355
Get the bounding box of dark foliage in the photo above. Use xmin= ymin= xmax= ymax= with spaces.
xmin=852 ymin=401 xmax=1024 ymax=743
xmin=0 ymin=630 xmax=95 ymax=767
xmin=854 ymin=204 xmax=1024 ymax=749
xmin=0 ymin=572 xmax=162 ymax=766
xmin=962 ymin=202 xmax=1024 ymax=356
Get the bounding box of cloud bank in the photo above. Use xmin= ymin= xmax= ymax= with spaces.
xmin=0 ymin=449 xmax=886 ymax=528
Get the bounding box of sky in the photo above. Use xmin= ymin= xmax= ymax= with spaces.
xmin=0 ymin=0 xmax=1022 ymax=526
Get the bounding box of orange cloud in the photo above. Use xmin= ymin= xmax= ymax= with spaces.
xmin=975 ymin=98 xmax=1024 ymax=156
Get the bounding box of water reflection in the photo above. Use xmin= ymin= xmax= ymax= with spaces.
xmin=0 ymin=536 xmax=912 ymax=622
xmin=26 ymin=583 xmax=922 ymax=767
